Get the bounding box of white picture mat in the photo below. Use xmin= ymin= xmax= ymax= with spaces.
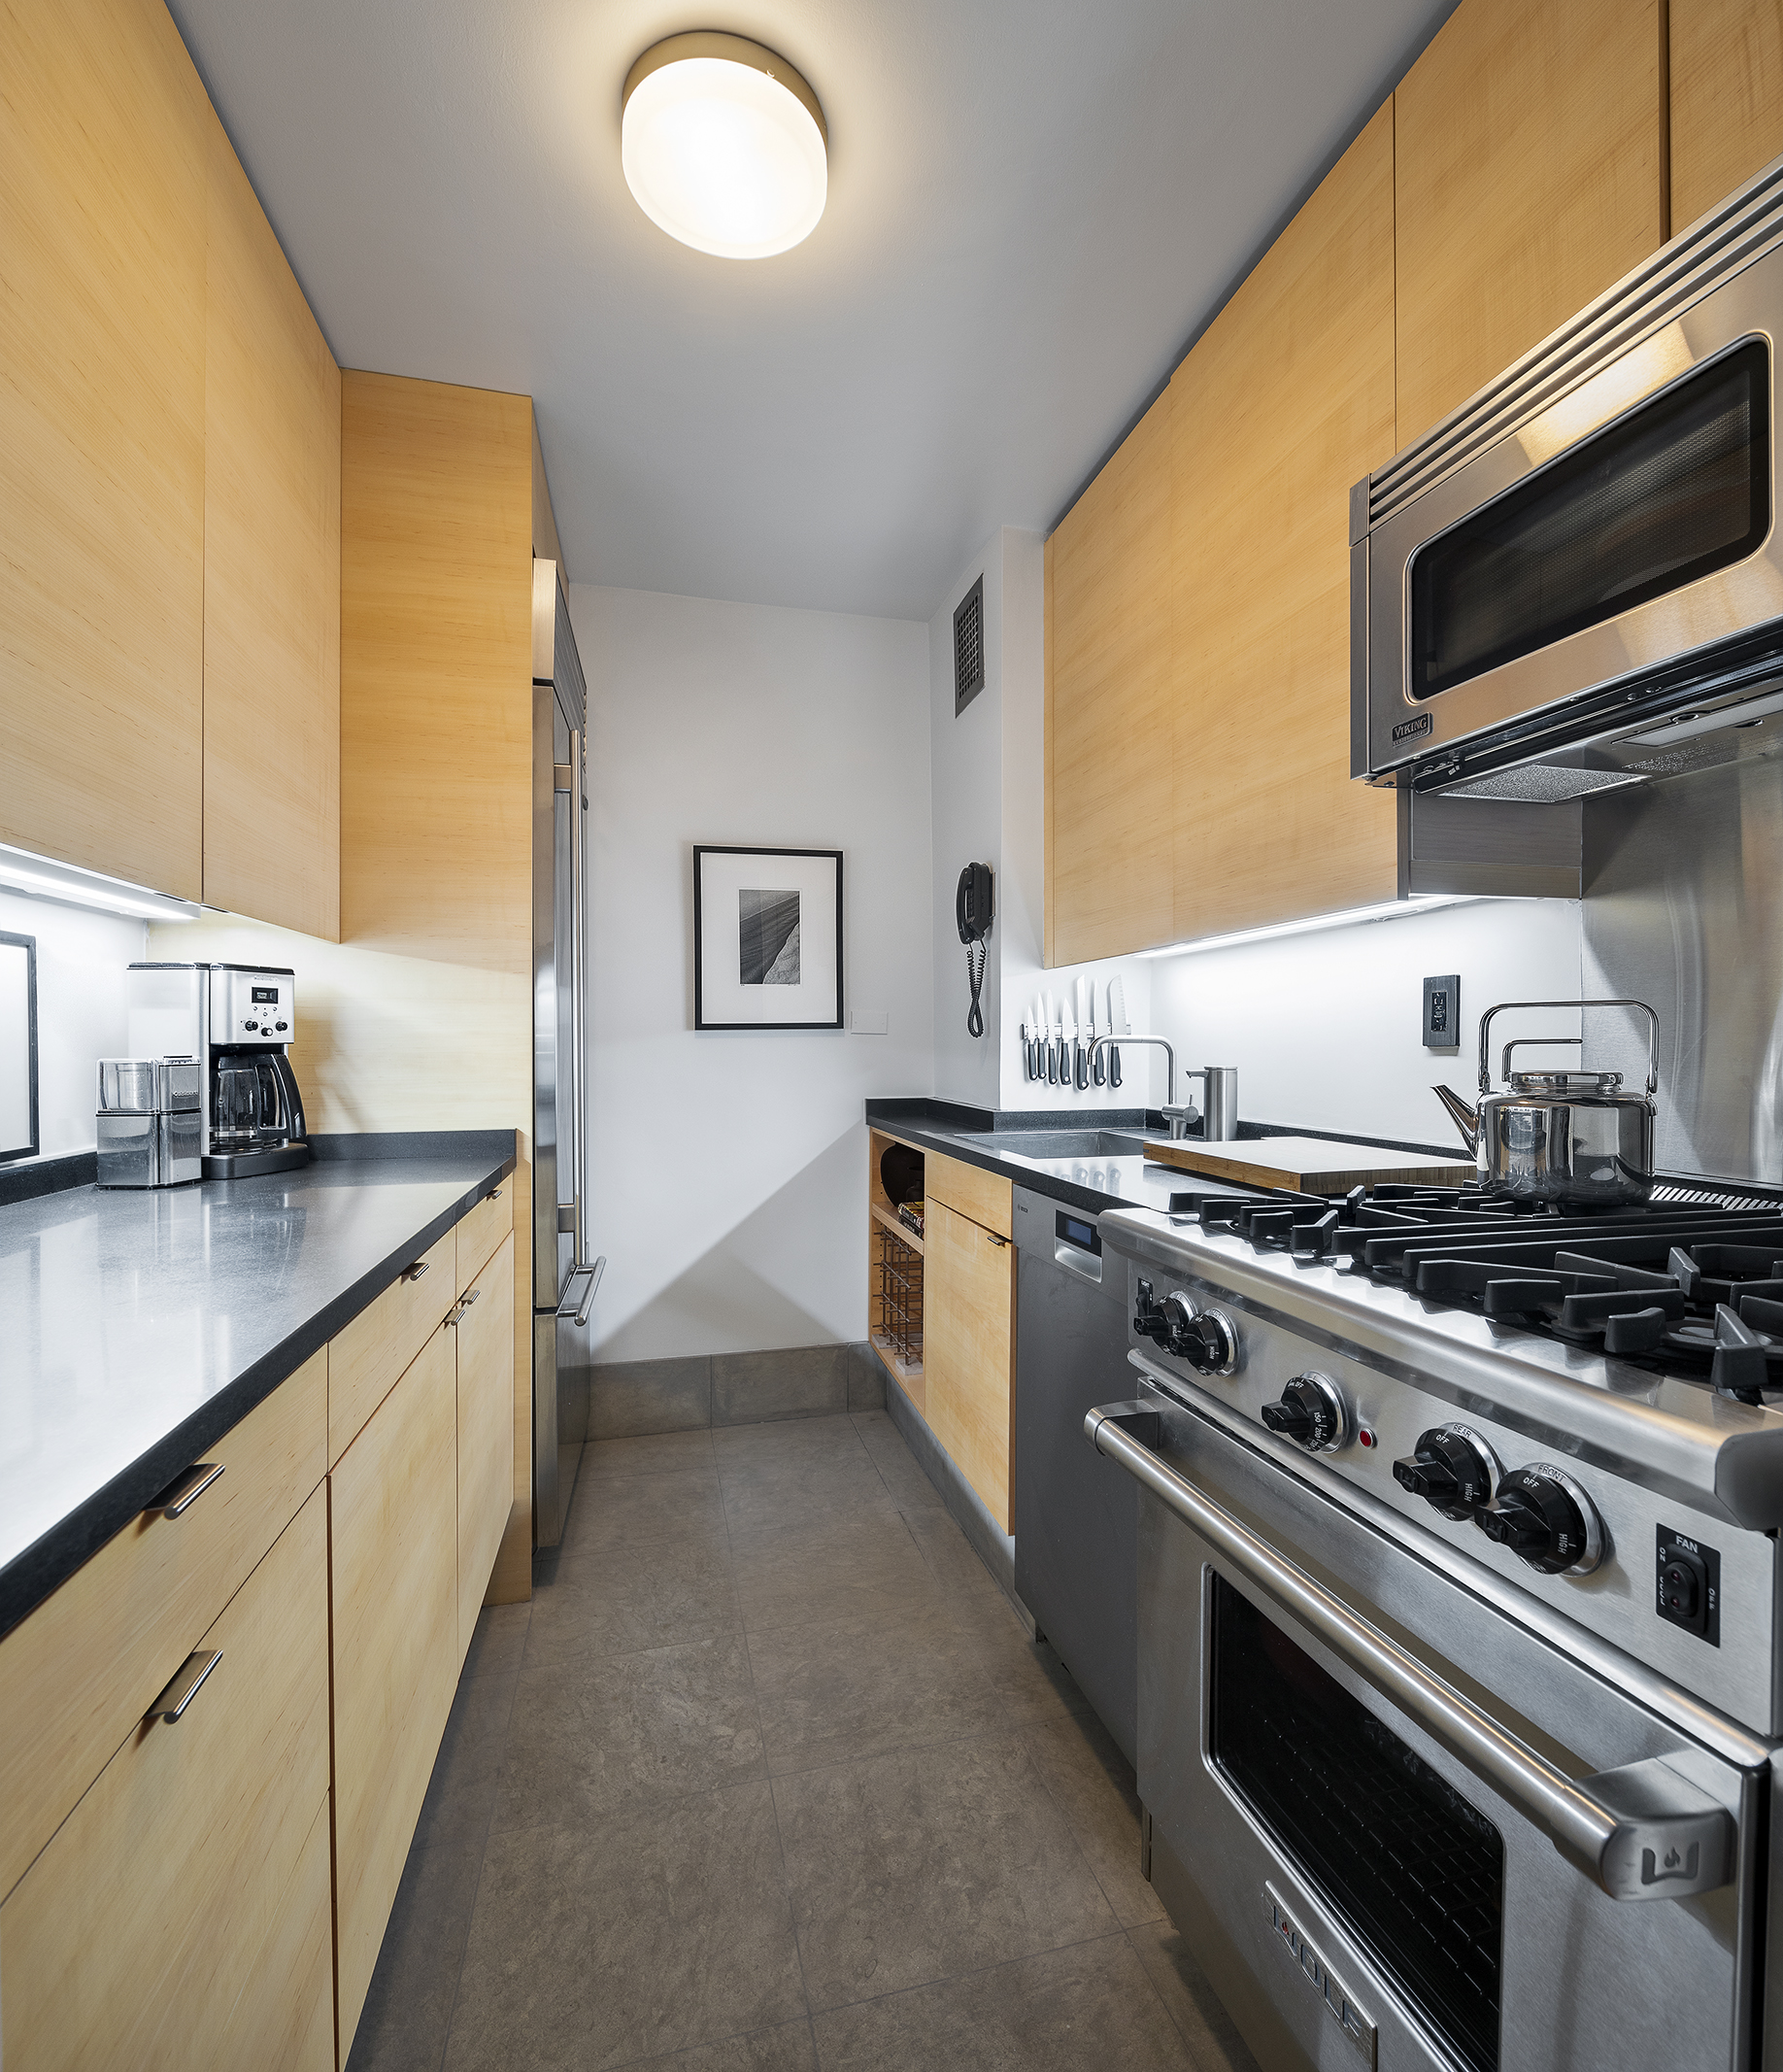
xmin=697 ymin=850 xmax=839 ymax=1026
xmin=0 ymin=941 xmax=32 ymax=1153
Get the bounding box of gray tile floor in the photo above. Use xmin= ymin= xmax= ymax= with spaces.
xmin=347 ymin=1407 xmax=1260 ymax=2072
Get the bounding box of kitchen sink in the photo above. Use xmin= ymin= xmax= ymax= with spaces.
xmin=961 ymin=1130 xmax=1149 ymax=1160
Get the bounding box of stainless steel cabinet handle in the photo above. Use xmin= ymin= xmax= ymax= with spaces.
xmin=147 ymin=1648 xmax=222 ymax=1724
xmin=984 ymin=1231 xmax=1008 ymax=1247
xmin=155 ymin=1461 xmax=224 ymax=1518
xmin=401 ymin=1260 xmax=430 ymax=1282
xmin=486 ymin=1186 xmax=502 ymax=1202
xmin=1086 ymin=1398 xmax=1735 ymax=1902
xmin=446 ymin=1287 xmax=484 ymax=1326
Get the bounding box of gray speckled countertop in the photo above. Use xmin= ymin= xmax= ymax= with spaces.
xmin=0 ymin=1138 xmax=513 ymax=1639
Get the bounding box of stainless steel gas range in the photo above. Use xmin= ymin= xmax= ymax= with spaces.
xmin=1090 ymin=1179 xmax=1783 ymax=2072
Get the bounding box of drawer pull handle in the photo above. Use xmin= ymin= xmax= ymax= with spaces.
xmin=447 ymin=1287 xmax=484 ymax=1326
xmin=985 ymin=1231 xmax=1009 ymax=1247
xmin=155 ymin=1461 xmax=224 ymax=1519
xmin=401 ymin=1260 xmax=430 ymax=1282
xmin=486 ymin=1187 xmax=503 ymax=1202
xmin=147 ymin=1648 xmax=222 ymax=1724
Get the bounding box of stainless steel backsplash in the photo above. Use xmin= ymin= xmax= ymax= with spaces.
xmin=1582 ymin=748 xmax=1783 ymax=1181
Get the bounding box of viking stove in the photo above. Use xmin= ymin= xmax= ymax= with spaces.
xmin=1086 ymin=1178 xmax=1783 ymax=2072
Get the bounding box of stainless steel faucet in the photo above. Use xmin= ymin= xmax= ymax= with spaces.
xmin=1089 ymin=1036 xmax=1239 ymax=1141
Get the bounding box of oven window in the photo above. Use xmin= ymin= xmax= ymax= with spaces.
xmin=1409 ymin=338 xmax=1770 ymax=699
xmin=1210 ymin=1576 xmax=1504 ymax=2072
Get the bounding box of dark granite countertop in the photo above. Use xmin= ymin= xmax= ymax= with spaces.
xmin=0 ymin=1131 xmax=515 ymax=1640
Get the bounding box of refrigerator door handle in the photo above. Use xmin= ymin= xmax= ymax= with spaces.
xmin=568 ymin=726 xmax=588 ymax=1272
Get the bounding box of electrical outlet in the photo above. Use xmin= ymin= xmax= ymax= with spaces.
xmin=1422 ymin=974 xmax=1461 ymax=1050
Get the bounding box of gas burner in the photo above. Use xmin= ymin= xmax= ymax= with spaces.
xmin=1176 ymin=1171 xmax=1783 ymax=1394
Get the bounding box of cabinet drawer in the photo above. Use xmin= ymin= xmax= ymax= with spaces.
xmin=0 ymin=1349 xmax=326 ymax=1902
xmin=455 ymin=1176 xmax=512 ymax=1294
xmin=925 ymin=1198 xmax=1016 ymax=1533
xmin=926 ymin=1150 xmax=1013 ymax=1239
xmin=455 ymin=1231 xmax=516 ymax=1659
xmin=0 ymin=1483 xmax=332 ymax=2072
xmin=328 ymin=1226 xmax=455 ymax=1465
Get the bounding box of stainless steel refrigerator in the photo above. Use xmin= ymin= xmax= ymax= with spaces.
xmin=531 ymin=558 xmax=599 ymax=1547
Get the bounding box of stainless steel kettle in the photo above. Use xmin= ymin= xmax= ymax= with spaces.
xmin=1432 ymin=998 xmax=1660 ymax=1206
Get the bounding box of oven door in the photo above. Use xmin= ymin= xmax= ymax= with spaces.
xmin=1359 ymin=241 xmax=1783 ymax=786
xmin=1091 ymin=1391 xmax=1763 ymax=2072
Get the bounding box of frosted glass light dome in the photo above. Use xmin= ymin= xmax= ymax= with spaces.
xmin=622 ymin=34 xmax=827 ymax=260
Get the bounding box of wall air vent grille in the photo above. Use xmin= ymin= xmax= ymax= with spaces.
xmin=954 ymin=576 xmax=985 ymax=716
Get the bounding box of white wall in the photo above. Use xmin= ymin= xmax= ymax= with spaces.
xmin=0 ymin=890 xmax=147 ymax=1167
xmin=929 ymin=526 xmax=1153 ymax=1113
xmin=1148 ymin=897 xmax=1584 ymax=1145
xmin=572 ymin=584 xmax=932 ymax=1364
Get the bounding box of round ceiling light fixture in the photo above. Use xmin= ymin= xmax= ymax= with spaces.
xmin=621 ymin=32 xmax=827 ymax=259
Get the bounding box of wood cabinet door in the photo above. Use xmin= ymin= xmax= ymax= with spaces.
xmin=455 ymin=1230 xmax=516 ymax=1660
xmin=1170 ymin=104 xmax=1398 ymax=942
xmin=925 ymin=1197 xmax=1016 ymax=1534
xmin=0 ymin=0 xmax=207 ymax=897
xmin=1395 ymin=0 xmax=1664 ymax=446
xmin=1671 ymin=0 xmax=1783 ymax=230
xmin=330 ymin=1325 xmax=459 ymax=2061
xmin=201 ymin=108 xmax=342 ymax=939
xmin=1046 ymin=383 xmax=1178 ymax=964
xmin=0 ymin=1486 xmax=332 ymax=2072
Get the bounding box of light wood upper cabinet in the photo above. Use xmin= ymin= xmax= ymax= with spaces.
xmin=0 ymin=1485 xmax=332 ymax=2072
xmin=456 ymin=1230 xmax=516 ymax=1659
xmin=1171 ymin=105 xmax=1398 ymax=943
xmin=1046 ymin=383 xmax=1178 ymax=965
xmin=1671 ymin=0 xmax=1783 ymax=229
xmin=1395 ymin=0 xmax=1664 ymax=445
xmin=330 ymin=1324 xmax=459 ymax=2063
xmin=202 ymin=111 xmax=342 ymax=938
xmin=0 ymin=0 xmax=208 ymax=898
xmin=925 ymin=1196 xmax=1016 ymax=1534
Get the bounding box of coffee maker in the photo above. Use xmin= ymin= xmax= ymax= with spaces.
xmin=126 ymin=962 xmax=312 ymax=1178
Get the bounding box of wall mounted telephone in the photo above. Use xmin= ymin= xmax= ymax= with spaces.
xmin=957 ymin=863 xmax=993 ymax=1038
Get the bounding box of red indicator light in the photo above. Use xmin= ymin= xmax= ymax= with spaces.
xmin=1358 ymin=1428 xmax=1375 ymax=1447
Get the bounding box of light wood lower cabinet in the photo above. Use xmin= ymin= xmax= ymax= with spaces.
xmin=330 ymin=1323 xmax=460 ymax=2062
xmin=455 ymin=1230 xmax=517 ymax=1659
xmin=925 ymin=1196 xmax=1017 ymax=1534
xmin=0 ymin=1483 xmax=332 ymax=2072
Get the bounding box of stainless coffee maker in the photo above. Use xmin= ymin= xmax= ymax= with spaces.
xmin=125 ymin=962 xmax=312 ymax=1179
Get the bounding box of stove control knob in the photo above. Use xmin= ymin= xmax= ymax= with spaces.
xmin=1474 ymin=1465 xmax=1603 ymax=1575
xmin=1392 ymin=1425 xmax=1497 ymax=1519
xmin=1260 ymin=1372 xmax=1350 ymax=1452
xmin=1178 ymin=1308 xmax=1238 ymax=1376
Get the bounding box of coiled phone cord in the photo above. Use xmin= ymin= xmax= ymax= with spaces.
xmin=965 ymin=934 xmax=987 ymax=1038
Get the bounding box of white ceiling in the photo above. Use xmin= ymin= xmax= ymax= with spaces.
xmin=169 ymin=0 xmax=1454 ymax=622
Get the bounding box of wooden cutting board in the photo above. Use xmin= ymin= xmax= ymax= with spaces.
xmin=1141 ymin=1135 xmax=1478 ymax=1194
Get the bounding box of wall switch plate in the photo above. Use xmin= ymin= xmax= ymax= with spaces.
xmin=1422 ymin=974 xmax=1461 ymax=1049
xmin=850 ymin=1009 xmax=889 ymax=1035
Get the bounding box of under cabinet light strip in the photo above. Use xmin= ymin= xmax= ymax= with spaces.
xmin=1134 ymin=895 xmax=1493 ymax=961
xmin=0 ymin=843 xmax=202 ymax=923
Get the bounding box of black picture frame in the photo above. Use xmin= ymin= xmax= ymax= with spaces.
xmin=693 ymin=846 xmax=844 ymax=1031
xmin=0 ymin=931 xmax=40 ymax=1164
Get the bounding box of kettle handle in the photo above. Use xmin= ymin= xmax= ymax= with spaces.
xmin=1478 ymin=1000 xmax=1659 ymax=1099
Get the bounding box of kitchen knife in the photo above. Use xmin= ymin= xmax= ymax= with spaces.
xmin=1031 ymin=995 xmax=1044 ymax=1082
xmin=1045 ymin=992 xmax=1060 ymax=1083
xmin=1090 ymin=980 xmax=1104 ymax=1085
xmin=1108 ymin=977 xmax=1126 ymax=1089
xmin=1075 ymin=976 xmax=1091 ymax=1090
xmin=1060 ymin=991 xmax=1077 ymax=1092
xmin=1020 ymin=1013 xmax=1032 ymax=1080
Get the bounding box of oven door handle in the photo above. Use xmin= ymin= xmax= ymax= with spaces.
xmin=1087 ymin=1400 xmax=1735 ymax=1902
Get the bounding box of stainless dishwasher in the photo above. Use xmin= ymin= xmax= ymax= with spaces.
xmin=1012 ymin=1184 xmax=1140 ymax=1761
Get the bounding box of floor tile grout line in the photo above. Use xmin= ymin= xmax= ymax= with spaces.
xmin=1018 ymin=1716 xmax=1149 ymax=1939
xmin=1123 ymin=1919 xmax=1233 ymax=2067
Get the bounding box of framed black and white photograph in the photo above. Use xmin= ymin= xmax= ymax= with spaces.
xmin=0 ymin=932 xmax=40 ymax=1164
xmin=693 ymin=846 xmax=843 ymax=1031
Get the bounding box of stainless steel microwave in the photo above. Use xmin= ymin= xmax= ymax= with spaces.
xmin=1353 ymin=153 xmax=1783 ymax=801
